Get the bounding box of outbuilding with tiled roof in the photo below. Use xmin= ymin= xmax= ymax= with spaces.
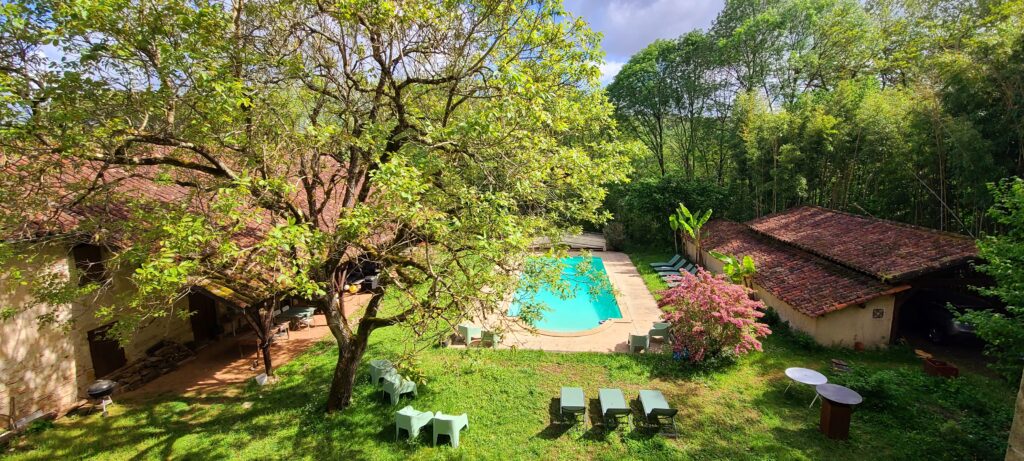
xmin=686 ymin=207 xmax=984 ymax=348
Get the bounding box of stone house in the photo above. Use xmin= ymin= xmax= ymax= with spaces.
xmin=687 ymin=206 xmax=981 ymax=348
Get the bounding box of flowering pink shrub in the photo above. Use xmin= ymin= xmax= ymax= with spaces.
xmin=659 ymin=268 xmax=771 ymax=364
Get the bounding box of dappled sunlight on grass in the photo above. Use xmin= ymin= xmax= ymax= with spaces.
xmin=2 ymin=249 xmax=1014 ymax=460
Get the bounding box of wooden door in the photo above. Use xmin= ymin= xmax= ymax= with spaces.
xmin=87 ymin=324 xmax=127 ymax=378
xmin=188 ymin=292 xmax=219 ymax=342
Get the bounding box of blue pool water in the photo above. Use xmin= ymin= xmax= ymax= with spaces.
xmin=507 ymin=256 xmax=622 ymax=332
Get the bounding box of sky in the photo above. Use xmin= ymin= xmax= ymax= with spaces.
xmin=561 ymin=0 xmax=725 ymax=85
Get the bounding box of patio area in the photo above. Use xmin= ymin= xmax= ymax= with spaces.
xmin=121 ymin=294 xmax=371 ymax=399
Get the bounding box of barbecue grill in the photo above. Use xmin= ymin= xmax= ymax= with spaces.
xmin=86 ymin=380 xmax=117 ymax=416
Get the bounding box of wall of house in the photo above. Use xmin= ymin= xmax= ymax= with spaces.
xmin=0 ymin=244 xmax=79 ymax=422
xmin=686 ymin=241 xmax=895 ymax=348
xmin=0 ymin=243 xmax=194 ymax=421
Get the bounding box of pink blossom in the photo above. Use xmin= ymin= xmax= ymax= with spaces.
xmin=657 ymin=268 xmax=772 ymax=364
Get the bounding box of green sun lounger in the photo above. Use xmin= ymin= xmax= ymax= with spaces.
xmin=432 ymin=412 xmax=469 ymax=448
xmin=654 ymin=259 xmax=688 ymax=273
xmin=559 ymin=386 xmax=586 ymax=427
xmin=657 ymin=262 xmax=695 ymax=275
xmin=649 ymin=254 xmax=682 ymax=268
xmin=639 ymin=390 xmax=679 ymax=437
xmin=599 ymin=388 xmax=631 ymax=429
xmin=395 ymin=406 xmax=434 ymax=440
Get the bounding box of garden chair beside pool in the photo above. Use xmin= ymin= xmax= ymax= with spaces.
xmin=481 ymin=330 xmax=501 ymax=348
xmin=628 ymin=334 xmax=649 ymax=353
xmin=458 ymin=324 xmax=482 ymax=345
xmin=432 ymin=412 xmax=469 ymax=448
xmin=639 ymin=390 xmax=679 ymax=437
xmin=599 ymin=388 xmax=631 ymax=429
xmin=649 ymin=322 xmax=671 ymax=342
xmin=649 ymin=254 xmax=683 ymax=268
xmin=395 ymin=406 xmax=434 ymax=441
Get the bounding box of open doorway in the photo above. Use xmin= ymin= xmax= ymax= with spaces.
xmin=86 ymin=324 xmax=127 ymax=378
xmin=188 ymin=292 xmax=220 ymax=344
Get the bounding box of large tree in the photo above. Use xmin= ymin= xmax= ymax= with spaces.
xmin=0 ymin=0 xmax=630 ymax=411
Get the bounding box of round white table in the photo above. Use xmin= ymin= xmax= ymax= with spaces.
xmin=784 ymin=367 xmax=828 ymax=407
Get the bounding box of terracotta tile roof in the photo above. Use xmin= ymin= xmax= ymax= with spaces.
xmin=702 ymin=220 xmax=909 ymax=317
xmin=747 ymin=206 xmax=977 ymax=282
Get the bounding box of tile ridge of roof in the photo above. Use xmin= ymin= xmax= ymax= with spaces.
xmin=702 ymin=219 xmax=897 ymax=316
xmin=741 ymin=209 xmax=887 ymax=281
xmin=744 ymin=206 xmax=975 ymax=282
xmin=754 ymin=205 xmax=974 ymax=241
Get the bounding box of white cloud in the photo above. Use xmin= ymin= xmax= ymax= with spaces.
xmin=564 ymin=0 xmax=723 ymax=62
xmin=598 ymin=60 xmax=625 ymax=86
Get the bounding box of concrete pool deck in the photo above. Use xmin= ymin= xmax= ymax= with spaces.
xmin=484 ymin=251 xmax=664 ymax=353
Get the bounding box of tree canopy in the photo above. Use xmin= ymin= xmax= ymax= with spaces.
xmin=0 ymin=0 xmax=632 ymax=411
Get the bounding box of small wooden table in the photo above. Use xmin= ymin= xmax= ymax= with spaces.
xmin=815 ymin=383 xmax=863 ymax=440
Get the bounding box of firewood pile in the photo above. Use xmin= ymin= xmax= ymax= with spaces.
xmin=105 ymin=341 xmax=195 ymax=392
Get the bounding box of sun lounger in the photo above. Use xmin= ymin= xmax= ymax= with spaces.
xmin=639 ymin=390 xmax=678 ymax=437
xmin=654 ymin=259 xmax=688 ymax=273
xmin=657 ymin=262 xmax=695 ymax=275
xmin=599 ymin=388 xmax=631 ymax=429
xmin=559 ymin=386 xmax=586 ymax=427
xmin=432 ymin=412 xmax=469 ymax=448
xmin=649 ymin=254 xmax=682 ymax=268
xmin=395 ymin=406 xmax=434 ymax=440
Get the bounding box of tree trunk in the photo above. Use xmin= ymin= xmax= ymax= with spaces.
xmin=326 ymin=331 xmax=370 ymax=412
xmin=260 ymin=342 xmax=273 ymax=376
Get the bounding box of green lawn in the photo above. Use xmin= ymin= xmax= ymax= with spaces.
xmin=2 ymin=251 xmax=1015 ymax=460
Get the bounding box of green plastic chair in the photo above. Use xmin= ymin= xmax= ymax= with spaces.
xmin=369 ymin=359 xmax=395 ymax=385
xmin=458 ymin=324 xmax=481 ymax=345
xmin=628 ymin=334 xmax=649 ymax=353
xmin=432 ymin=412 xmax=469 ymax=448
xmin=481 ymin=330 xmax=501 ymax=348
xmin=383 ymin=374 xmax=418 ymax=405
xmin=395 ymin=406 xmax=434 ymax=441
xmin=649 ymin=323 xmax=671 ymax=342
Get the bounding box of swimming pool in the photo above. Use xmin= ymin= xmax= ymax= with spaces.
xmin=507 ymin=256 xmax=622 ymax=332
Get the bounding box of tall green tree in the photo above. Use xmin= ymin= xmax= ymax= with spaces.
xmin=0 ymin=0 xmax=631 ymax=412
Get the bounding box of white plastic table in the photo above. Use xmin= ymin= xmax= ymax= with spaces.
xmin=784 ymin=367 xmax=828 ymax=407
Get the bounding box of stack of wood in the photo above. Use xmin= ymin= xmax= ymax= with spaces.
xmin=105 ymin=341 xmax=195 ymax=392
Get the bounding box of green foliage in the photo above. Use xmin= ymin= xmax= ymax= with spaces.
xmin=709 ymin=251 xmax=756 ymax=286
xmin=605 ymin=176 xmax=728 ymax=245
xmin=3 ymin=315 xmax=1014 ymax=460
xmin=960 ymin=178 xmax=1024 ymax=380
xmin=608 ymin=0 xmax=1023 ymax=235
xmin=831 ymin=366 xmax=1012 ymax=460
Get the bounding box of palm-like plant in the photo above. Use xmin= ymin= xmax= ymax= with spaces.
xmin=672 ymin=203 xmax=712 ymax=266
xmin=709 ymin=251 xmax=757 ymax=289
